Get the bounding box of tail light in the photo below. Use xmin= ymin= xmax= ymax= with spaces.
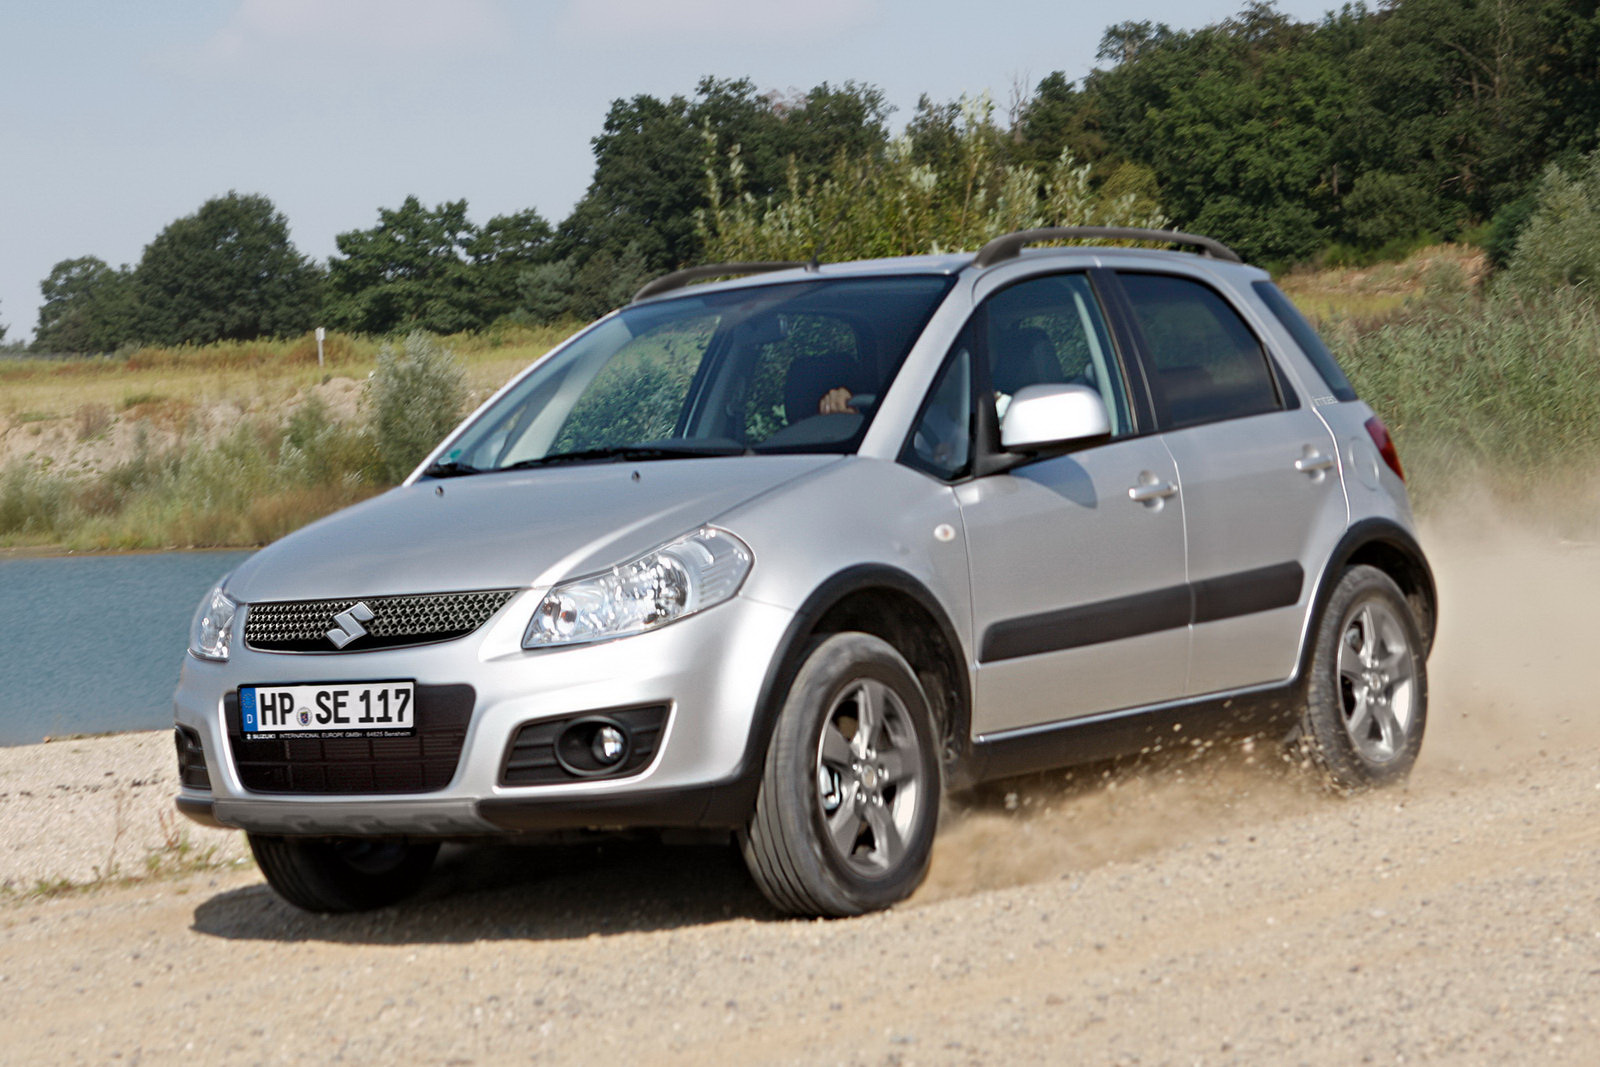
xmin=1364 ymin=416 xmax=1404 ymax=480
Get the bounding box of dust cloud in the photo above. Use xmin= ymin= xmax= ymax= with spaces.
xmin=917 ymin=499 xmax=1600 ymax=904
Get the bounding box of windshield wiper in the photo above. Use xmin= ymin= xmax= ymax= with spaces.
xmin=420 ymin=459 xmax=483 ymax=478
xmin=503 ymin=443 xmax=746 ymax=469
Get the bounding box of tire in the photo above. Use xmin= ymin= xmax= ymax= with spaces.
xmin=739 ymin=632 xmax=941 ymax=917
xmin=1294 ymin=565 xmax=1428 ymax=791
xmin=248 ymin=834 xmax=439 ymax=913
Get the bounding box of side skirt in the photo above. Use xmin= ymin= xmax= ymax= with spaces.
xmin=967 ymin=681 xmax=1304 ymax=784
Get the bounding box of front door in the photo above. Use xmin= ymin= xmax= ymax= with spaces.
xmin=952 ymin=272 xmax=1191 ymax=736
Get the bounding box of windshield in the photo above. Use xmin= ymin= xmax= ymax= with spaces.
xmin=433 ymin=276 xmax=954 ymax=474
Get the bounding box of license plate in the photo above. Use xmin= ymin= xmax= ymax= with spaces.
xmin=240 ymin=681 xmax=415 ymax=738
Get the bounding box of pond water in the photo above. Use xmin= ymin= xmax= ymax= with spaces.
xmin=0 ymin=550 xmax=253 ymax=746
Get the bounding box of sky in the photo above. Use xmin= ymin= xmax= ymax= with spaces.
xmin=0 ymin=0 xmax=1339 ymax=343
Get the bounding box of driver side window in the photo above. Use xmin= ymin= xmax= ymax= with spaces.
xmin=982 ymin=273 xmax=1131 ymax=436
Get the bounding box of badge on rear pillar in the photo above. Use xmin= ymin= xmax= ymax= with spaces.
xmin=326 ymin=602 xmax=376 ymax=649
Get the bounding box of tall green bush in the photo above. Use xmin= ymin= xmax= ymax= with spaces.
xmin=283 ymin=398 xmax=380 ymax=486
xmin=368 ymin=331 xmax=467 ymax=482
xmin=0 ymin=465 xmax=71 ymax=539
xmin=1507 ymin=147 xmax=1600 ymax=293
xmin=698 ymin=96 xmax=1167 ymax=263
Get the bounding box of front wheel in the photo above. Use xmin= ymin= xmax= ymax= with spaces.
xmin=1294 ymin=565 xmax=1428 ymax=791
xmin=740 ymin=632 xmax=941 ymax=917
xmin=249 ymin=834 xmax=439 ymax=913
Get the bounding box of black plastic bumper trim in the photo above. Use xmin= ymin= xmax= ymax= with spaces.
xmin=475 ymin=779 xmax=752 ymax=833
xmin=174 ymin=794 xmax=226 ymax=829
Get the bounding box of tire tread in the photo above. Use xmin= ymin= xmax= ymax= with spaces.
xmin=1293 ymin=564 xmax=1428 ymax=792
xmin=739 ymin=633 xmax=939 ymax=917
xmin=249 ymin=834 xmax=438 ymax=913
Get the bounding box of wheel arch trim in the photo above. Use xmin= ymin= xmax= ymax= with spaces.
xmin=732 ymin=565 xmax=974 ymax=809
xmin=1298 ymin=519 xmax=1437 ymax=681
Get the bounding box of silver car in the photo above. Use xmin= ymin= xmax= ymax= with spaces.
xmin=174 ymin=227 xmax=1435 ymax=916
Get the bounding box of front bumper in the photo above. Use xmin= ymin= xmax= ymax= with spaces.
xmin=173 ymin=591 xmax=794 ymax=836
xmin=176 ymin=782 xmax=755 ymax=836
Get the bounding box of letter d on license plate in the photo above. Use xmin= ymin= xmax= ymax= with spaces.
xmin=240 ymin=681 xmax=415 ymax=737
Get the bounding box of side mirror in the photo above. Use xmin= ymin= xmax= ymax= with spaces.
xmin=999 ymin=383 xmax=1112 ymax=452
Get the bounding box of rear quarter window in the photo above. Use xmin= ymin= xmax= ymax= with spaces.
xmin=1251 ymin=281 xmax=1359 ymax=404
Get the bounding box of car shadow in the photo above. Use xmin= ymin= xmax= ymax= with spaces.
xmin=190 ymin=838 xmax=777 ymax=944
xmin=191 ymin=742 xmax=1305 ymax=943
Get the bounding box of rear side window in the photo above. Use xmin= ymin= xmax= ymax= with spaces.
xmin=1251 ymin=281 xmax=1358 ymax=403
xmin=1119 ymin=272 xmax=1281 ymax=430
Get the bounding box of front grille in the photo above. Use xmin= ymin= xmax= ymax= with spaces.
xmin=501 ymin=705 xmax=669 ymax=785
xmin=225 ymin=684 xmax=474 ymax=794
xmin=175 ymin=726 xmax=210 ymax=790
xmin=244 ymin=589 xmax=517 ymax=653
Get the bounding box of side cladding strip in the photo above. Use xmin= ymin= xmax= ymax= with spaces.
xmin=979 ymin=562 xmax=1305 ymax=663
xmin=1192 ymin=561 xmax=1305 ymax=624
xmin=981 ymin=586 xmax=1190 ymax=663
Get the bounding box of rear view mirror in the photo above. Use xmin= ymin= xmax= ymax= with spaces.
xmin=1000 ymin=383 xmax=1111 ymax=452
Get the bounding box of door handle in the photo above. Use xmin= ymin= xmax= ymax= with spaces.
xmin=1294 ymin=451 xmax=1336 ymax=474
xmin=1128 ymin=481 xmax=1179 ymax=503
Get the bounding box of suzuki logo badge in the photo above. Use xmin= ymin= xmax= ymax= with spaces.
xmin=326 ymin=602 xmax=375 ymax=649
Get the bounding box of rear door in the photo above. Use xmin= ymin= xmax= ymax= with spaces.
xmin=1108 ymin=270 xmax=1346 ymax=695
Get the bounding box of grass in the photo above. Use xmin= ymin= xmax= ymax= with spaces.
xmin=0 ymin=795 xmax=251 ymax=905
xmin=0 ymin=323 xmax=577 ymax=551
xmin=2 ymin=404 xmax=385 ymax=550
xmin=1328 ymin=285 xmax=1600 ymax=506
xmin=6 ymin=248 xmax=1600 ymax=549
xmin=0 ymin=323 xmax=573 ymax=427
xmin=1277 ymin=290 xmax=1410 ymax=324
xmin=117 ymin=391 xmax=166 ymax=409
xmin=1278 ymin=243 xmax=1484 ymax=327
xmin=0 ymin=832 xmax=251 ymax=904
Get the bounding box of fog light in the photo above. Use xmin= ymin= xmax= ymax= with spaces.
xmin=592 ymin=725 xmax=627 ymax=765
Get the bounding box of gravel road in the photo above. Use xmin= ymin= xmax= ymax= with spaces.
xmin=2 ymin=522 xmax=1597 ymax=1064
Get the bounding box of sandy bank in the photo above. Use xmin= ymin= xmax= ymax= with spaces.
xmin=0 ymin=731 xmax=247 ymax=892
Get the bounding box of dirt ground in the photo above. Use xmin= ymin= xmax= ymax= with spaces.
xmin=2 ymin=516 xmax=1598 ymax=1065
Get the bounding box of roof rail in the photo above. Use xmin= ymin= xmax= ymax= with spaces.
xmin=632 ymin=261 xmax=808 ymax=302
xmin=972 ymin=226 xmax=1241 ymax=267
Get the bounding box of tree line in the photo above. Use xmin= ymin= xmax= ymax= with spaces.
xmin=24 ymin=0 xmax=1600 ymax=355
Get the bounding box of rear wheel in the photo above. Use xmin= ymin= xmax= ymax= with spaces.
xmin=249 ymin=834 xmax=439 ymax=913
xmin=1294 ymin=565 xmax=1427 ymax=790
xmin=740 ymin=633 xmax=940 ymax=917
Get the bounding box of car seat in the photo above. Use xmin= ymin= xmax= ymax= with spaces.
xmin=783 ymin=350 xmax=874 ymax=422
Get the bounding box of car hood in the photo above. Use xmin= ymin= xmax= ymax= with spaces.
xmin=225 ymin=456 xmax=839 ymax=602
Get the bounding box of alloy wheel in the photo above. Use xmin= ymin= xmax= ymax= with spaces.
xmin=814 ymin=678 xmax=927 ymax=875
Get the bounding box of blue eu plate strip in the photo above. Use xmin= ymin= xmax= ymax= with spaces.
xmin=240 ymin=687 xmax=258 ymax=733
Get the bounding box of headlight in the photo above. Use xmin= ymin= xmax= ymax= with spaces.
xmin=524 ymin=527 xmax=752 ymax=649
xmin=189 ymin=582 xmax=238 ymax=662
